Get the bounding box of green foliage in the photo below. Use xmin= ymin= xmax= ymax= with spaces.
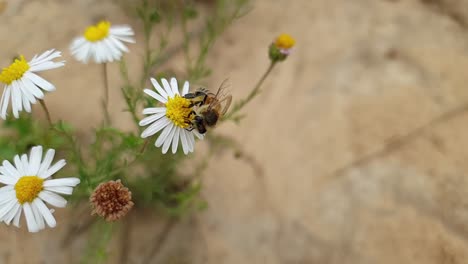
xmin=0 ymin=0 xmax=287 ymax=262
xmin=81 ymin=220 xmax=115 ymax=264
xmin=0 ymin=114 xmax=65 ymax=160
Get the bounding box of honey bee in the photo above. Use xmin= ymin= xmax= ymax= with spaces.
xmin=184 ymin=81 xmax=232 ymax=134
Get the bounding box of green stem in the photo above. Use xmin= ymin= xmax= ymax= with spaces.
xmin=108 ymin=138 xmax=150 ymax=178
xmin=139 ymin=8 xmax=154 ymax=91
xmin=102 ymin=63 xmax=111 ymax=125
xmin=121 ymin=85 xmax=140 ymax=128
xmin=223 ymin=61 xmax=276 ymax=121
xmin=38 ymin=99 xmax=53 ymax=127
xmin=39 ymin=96 xmax=87 ymax=186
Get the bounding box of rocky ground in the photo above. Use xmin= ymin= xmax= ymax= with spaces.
xmin=2 ymin=0 xmax=468 ymax=263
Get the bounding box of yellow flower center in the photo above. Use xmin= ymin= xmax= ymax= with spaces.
xmin=84 ymin=21 xmax=111 ymax=42
xmin=165 ymin=95 xmax=193 ymax=128
xmin=0 ymin=55 xmax=29 ymax=85
xmin=15 ymin=176 xmax=44 ymax=204
xmin=275 ymin=34 xmax=295 ymax=50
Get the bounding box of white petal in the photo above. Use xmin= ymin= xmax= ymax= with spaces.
xmin=43 ymin=178 xmax=80 ymax=187
xmin=0 ymin=199 xmax=17 ymax=220
xmin=77 ymin=43 xmax=92 ymax=64
xmin=28 ymin=49 xmax=64 ymax=71
xmin=142 ymin=107 xmax=166 ymax=115
xmin=29 ymin=50 xmax=54 ymax=65
xmin=0 ymin=195 xmax=15 ymax=209
xmin=182 ymin=81 xmax=190 ymax=96
xmin=12 ymin=82 xmax=24 ymax=113
xmin=187 ymin=132 xmax=195 ymax=153
xmin=155 ymin=123 xmax=174 ymax=148
xmin=97 ymin=41 xmax=110 ymax=63
xmin=29 ymin=49 xmax=62 ymax=66
xmin=144 ymin=88 xmax=167 ymax=104
xmin=88 ymin=44 xmax=97 ymax=63
xmin=70 ymin=38 xmax=91 ymax=63
xmin=33 ymin=198 xmax=56 ymax=228
xmin=22 ymin=75 xmax=45 ymax=99
xmin=103 ymin=38 xmax=122 ymax=61
xmin=150 ymin=78 xmax=168 ymax=99
xmin=38 ymin=191 xmax=67 ymax=207
xmin=180 ymin=129 xmax=189 ymax=155
xmin=21 ymin=93 xmax=31 ymax=113
xmin=23 ymin=203 xmax=39 ymax=232
xmin=171 ymin=128 xmax=180 ymax=154
xmin=110 ymin=26 xmax=135 ymax=36
xmin=37 ymin=149 xmax=55 ymax=177
xmin=24 ymin=72 xmax=55 ymax=92
xmin=11 ymin=81 xmax=23 ymax=115
xmin=29 ymin=61 xmax=65 ymax=72
xmin=31 ymin=202 xmax=45 ymax=230
xmin=0 ymin=174 xmax=17 ymax=185
xmin=0 ymin=86 xmax=10 ymax=119
xmin=20 ymin=154 xmax=29 ymax=172
xmin=162 ymin=125 xmax=177 ymax=154
xmin=0 ymin=190 xmax=15 ymax=205
xmin=170 ymin=77 xmax=179 ymax=95
xmin=113 ymin=35 xmax=135 ymax=43
xmin=12 ymin=205 xmax=22 ymax=227
xmin=4 ymin=203 xmax=20 ymax=225
xmin=108 ymin=36 xmax=129 ymax=53
xmin=18 ymin=78 xmax=37 ymax=104
xmin=2 ymin=160 xmax=20 ymax=179
xmin=192 ymin=130 xmax=205 ymax=140
xmin=13 ymin=156 xmax=24 ymax=176
xmin=0 ymin=166 xmax=19 ymax=184
xmin=44 ymin=186 xmax=73 ymax=195
xmin=39 ymin=159 xmax=66 ymax=179
xmin=161 ymin=78 xmax=174 ymax=98
xmin=10 ymin=82 xmax=20 ymax=118
xmin=139 ymin=112 xmax=166 ymax=126
xmin=70 ymin=38 xmax=86 ymax=54
xmin=0 ymin=185 xmax=14 ymax=194
xmin=141 ymin=117 xmax=170 ymax=138
xmin=28 ymin=146 xmax=43 ymax=175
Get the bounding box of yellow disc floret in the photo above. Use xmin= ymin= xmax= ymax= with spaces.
xmin=15 ymin=176 xmax=44 ymax=204
xmin=275 ymin=33 xmax=295 ymax=50
xmin=165 ymin=95 xmax=193 ymax=128
xmin=84 ymin=21 xmax=111 ymax=42
xmin=0 ymin=55 xmax=29 ymax=85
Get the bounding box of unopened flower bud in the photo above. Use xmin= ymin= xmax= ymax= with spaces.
xmin=269 ymin=33 xmax=295 ymax=62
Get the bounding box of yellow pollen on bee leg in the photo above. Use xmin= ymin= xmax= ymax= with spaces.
xmin=275 ymin=33 xmax=295 ymax=50
xmin=84 ymin=21 xmax=111 ymax=42
xmin=0 ymin=55 xmax=29 ymax=85
xmin=15 ymin=176 xmax=44 ymax=204
xmin=165 ymin=95 xmax=193 ymax=128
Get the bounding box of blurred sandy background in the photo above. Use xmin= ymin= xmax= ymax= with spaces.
xmin=2 ymin=0 xmax=468 ymax=263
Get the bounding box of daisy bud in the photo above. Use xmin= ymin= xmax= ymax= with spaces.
xmin=269 ymin=33 xmax=295 ymax=62
xmin=90 ymin=180 xmax=134 ymax=222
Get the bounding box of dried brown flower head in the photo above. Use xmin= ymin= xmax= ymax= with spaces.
xmin=90 ymin=180 xmax=134 ymax=222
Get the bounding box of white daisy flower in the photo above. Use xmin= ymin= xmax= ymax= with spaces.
xmin=0 ymin=146 xmax=80 ymax=233
xmin=139 ymin=77 xmax=203 ymax=154
xmin=0 ymin=49 xmax=64 ymax=119
xmin=70 ymin=21 xmax=135 ymax=64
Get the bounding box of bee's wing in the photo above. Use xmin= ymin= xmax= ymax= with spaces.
xmin=209 ymin=94 xmax=232 ymax=116
xmin=207 ymin=79 xmax=232 ymax=115
xmin=219 ymin=95 xmax=232 ymax=115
